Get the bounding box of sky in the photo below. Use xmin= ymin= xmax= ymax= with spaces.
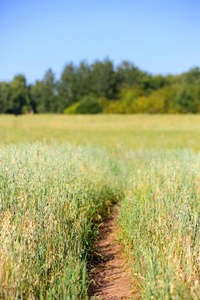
xmin=0 ymin=0 xmax=200 ymax=83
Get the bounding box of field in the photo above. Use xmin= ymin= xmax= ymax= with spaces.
xmin=1 ymin=114 xmax=200 ymax=299
xmin=1 ymin=114 xmax=200 ymax=149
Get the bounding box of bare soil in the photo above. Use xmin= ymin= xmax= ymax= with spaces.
xmin=88 ymin=206 xmax=138 ymax=300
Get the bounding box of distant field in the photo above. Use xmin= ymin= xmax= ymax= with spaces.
xmin=1 ymin=114 xmax=200 ymax=149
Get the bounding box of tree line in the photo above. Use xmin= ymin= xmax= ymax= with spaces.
xmin=1 ymin=59 xmax=200 ymax=114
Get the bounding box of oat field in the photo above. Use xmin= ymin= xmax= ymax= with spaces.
xmin=1 ymin=114 xmax=200 ymax=299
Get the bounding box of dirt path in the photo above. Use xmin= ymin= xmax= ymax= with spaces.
xmin=88 ymin=206 xmax=138 ymax=300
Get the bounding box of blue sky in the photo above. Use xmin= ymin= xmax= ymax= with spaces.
xmin=0 ymin=0 xmax=200 ymax=83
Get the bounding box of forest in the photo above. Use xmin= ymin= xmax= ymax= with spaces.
xmin=1 ymin=59 xmax=200 ymax=115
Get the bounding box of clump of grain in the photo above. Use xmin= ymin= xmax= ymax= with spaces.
xmin=0 ymin=143 xmax=120 ymax=299
xmin=120 ymin=150 xmax=200 ymax=299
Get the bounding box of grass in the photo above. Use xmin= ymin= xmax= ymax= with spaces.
xmin=1 ymin=114 xmax=200 ymax=299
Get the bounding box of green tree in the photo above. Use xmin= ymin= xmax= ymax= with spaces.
xmin=117 ymin=61 xmax=145 ymax=88
xmin=57 ymin=63 xmax=77 ymax=112
xmin=30 ymin=81 xmax=43 ymax=113
xmin=0 ymin=82 xmax=11 ymax=113
xmin=42 ymin=69 xmax=57 ymax=113
xmin=90 ymin=58 xmax=118 ymax=99
xmin=141 ymin=75 xmax=167 ymax=93
xmin=119 ymin=86 xmax=144 ymax=113
xmin=31 ymin=69 xmax=57 ymax=113
xmin=182 ymin=67 xmax=200 ymax=85
xmin=174 ymin=86 xmax=198 ymax=113
xmin=76 ymin=95 xmax=102 ymax=114
xmin=9 ymin=75 xmax=29 ymax=115
xmin=151 ymin=86 xmax=177 ymax=113
xmin=76 ymin=61 xmax=91 ymax=100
